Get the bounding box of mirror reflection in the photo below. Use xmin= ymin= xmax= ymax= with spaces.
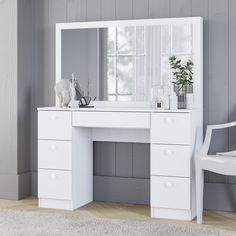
xmin=61 ymin=24 xmax=193 ymax=102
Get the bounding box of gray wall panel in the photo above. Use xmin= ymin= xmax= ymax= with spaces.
xmin=149 ymin=0 xmax=170 ymax=18
xmin=0 ymin=0 xmax=32 ymax=198
xmin=31 ymin=0 xmax=49 ymax=174
xmin=48 ymin=0 xmax=67 ymax=106
xmin=86 ymin=0 xmax=101 ymax=21
xmin=67 ymin=0 xmax=86 ymax=22
xmin=94 ymin=142 xmax=116 ymax=176
xmin=101 ymin=0 xmax=116 ymax=20
xmin=208 ymin=0 xmax=229 ymax=155
xmin=93 ymin=142 xmax=101 ymax=176
xmin=17 ymin=0 xmax=32 ymax=174
xmin=204 ymin=183 xmax=236 ymax=211
xmin=191 ymin=0 xmax=210 ymax=182
xmin=0 ymin=0 xmax=17 ymax=174
xmin=228 ymin=0 xmax=236 ymax=184
xmin=207 ymin=172 xmax=228 ymax=184
xmin=170 ymin=0 xmax=191 ymax=17
xmin=191 ymin=0 xmax=209 ymax=131
xmin=94 ymin=176 xmax=150 ymax=204
xmin=115 ymin=143 xmax=133 ymax=177
xmin=115 ymin=0 xmax=133 ymax=20
xmin=133 ymin=0 xmax=149 ymax=19
xmin=133 ymin=144 xmax=150 ymax=178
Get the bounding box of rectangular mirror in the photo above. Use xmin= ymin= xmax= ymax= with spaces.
xmin=56 ymin=18 xmax=202 ymax=104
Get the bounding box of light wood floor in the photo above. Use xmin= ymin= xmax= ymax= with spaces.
xmin=0 ymin=197 xmax=235 ymax=231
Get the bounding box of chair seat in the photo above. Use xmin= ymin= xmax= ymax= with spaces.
xmin=201 ymin=155 xmax=236 ymax=176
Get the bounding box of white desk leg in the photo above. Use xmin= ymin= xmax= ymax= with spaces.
xmin=72 ymin=127 xmax=93 ymax=209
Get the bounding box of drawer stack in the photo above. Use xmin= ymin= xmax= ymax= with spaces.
xmin=150 ymin=112 xmax=195 ymax=220
xmin=38 ymin=111 xmax=73 ymax=210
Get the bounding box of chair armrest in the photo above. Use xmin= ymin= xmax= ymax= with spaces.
xmin=195 ymin=121 xmax=236 ymax=162
xmin=207 ymin=121 xmax=236 ymax=130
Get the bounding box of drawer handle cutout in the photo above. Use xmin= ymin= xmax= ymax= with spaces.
xmin=50 ymin=145 xmax=57 ymax=151
xmin=164 ymin=150 xmax=173 ymax=156
xmin=50 ymin=116 xmax=58 ymax=121
xmin=50 ymin=174 xmax=57 ymax=180
xmin=165 ymin=117 xmax=173 ymax=124
xmin=165 ymin=182 xmax=173 ymax=188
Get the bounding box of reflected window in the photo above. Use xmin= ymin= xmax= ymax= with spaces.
xmin=161 ymin=24 xmax=192 ymax=85
xmin=106 ymin=26 xmax=146 ymax=101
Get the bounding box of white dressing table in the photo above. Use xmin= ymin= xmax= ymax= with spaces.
xmin=39 ymin=16 xmax=203 ymax=221
xmin=38 ymin=105 xmax=202 ymax=220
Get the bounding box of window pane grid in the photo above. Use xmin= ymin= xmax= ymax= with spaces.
xmin=160 ymin=24 xmax=193 ymax=87
xmin=107 ymin=26 xmax=146 ymax=101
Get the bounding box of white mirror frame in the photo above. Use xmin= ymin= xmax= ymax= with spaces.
xmin=55 ymin=17 xmax=203 ymax=110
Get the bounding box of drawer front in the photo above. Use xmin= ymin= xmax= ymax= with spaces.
xmin=151 ymin=145 xmax=191 ymax=177
xmin=38 ymin=140 xmax=72 ymax=170
xmin=38 ymin=111 xmax=72 ymax=140
xmin=151 ymin=113 xmax=191 ymax=144
xmin=38 ymin=169 xmax=72 ymax=200
xmin=151 ymin=176 xmax=190 ymax=210
xmin=72 ymin=112 xmax=150 ymax=129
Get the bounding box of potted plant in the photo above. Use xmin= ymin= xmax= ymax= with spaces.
xmin=169 ymin=55 xmax=194 ymax=109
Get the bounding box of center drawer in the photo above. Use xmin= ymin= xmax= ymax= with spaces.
xmin=72 ymin=111 xmax=150 ymax=129
xmin=151 ymin=144 xmax=192 ymax=177
xmin=38 ymin=169 xmax=72 ymax=200
xmin=38 ymin=140 xmax=72 ymax=170
xmin=151 ymin=176 xmax=190 ymax=210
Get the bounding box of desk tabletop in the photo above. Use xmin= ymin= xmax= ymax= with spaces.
xmin=38 ymin=106 xmax=195 ymax=113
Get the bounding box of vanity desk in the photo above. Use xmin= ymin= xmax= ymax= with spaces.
xmin=38 ymin=16 xmax=203 ymax=221
xmin=38 ymin=105 xmax=202 ymax=221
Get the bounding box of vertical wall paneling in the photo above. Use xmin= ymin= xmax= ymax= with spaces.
xmin=67 ymin=0 xmax=86 ymax=22
xmin=229 ymin=0 xmax=236 ymax=149
xmin=208 ymin=0 xmax=229 ymax=152
xmin=17 ymin=0 xmax=32 ymax=174
xmin=115 ymin=143 xmax=133 ymax=177
xmin=94 ymin=176 xmax=150 ymax=204
xmin=207 ymin=0 xmax=229 ymax=183
xmin=93 ymin=142 xmax=101 ymax=175
xmin=0 ymin=0 xmax=32 ymax=198
xmin=101 ymin=0 xmax=116 ymax=20
xmin=31 ymin=0 xmax=49 ymax=175
xmin=86 ymin=0 xmax=101 ymax=21
xmin=94 ymin=142 xmax=116 ymax=177
xmin=149 ymin=0 xmax=170 ymax=18
xmin=191 ymin=0 xmax=210 ymax=182
xmin=115 ymin=0 xmax=133 ymax=20
xmin=228 ymin=0 xmax=236 ymax=184
xmin=133 ymin=144 xmax=150 ymax=178
xmin=191 ymin=0 xmax=209 ymax=128
xmin=48 ymin=0 xmax=67 ymax=105
xmin=170 ymin=0 xmax=192 ymax=17
xmin=0 ymin=0 xmax=17 ymax=174
xmin=133 ymin=0 xmax=149 ymax=19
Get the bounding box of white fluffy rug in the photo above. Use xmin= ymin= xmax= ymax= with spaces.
xmin=0 ymin=209 xmax=235 ymax=236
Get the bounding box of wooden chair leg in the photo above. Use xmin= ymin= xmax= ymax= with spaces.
xmin=196 ymin=168 xmax=204 ymax=224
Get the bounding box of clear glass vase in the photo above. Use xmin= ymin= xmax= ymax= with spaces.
xmin=151 ymin=85 xmax=170 ymax=109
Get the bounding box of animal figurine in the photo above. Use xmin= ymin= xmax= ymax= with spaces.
xmin=54 ymin=79 xmax=71 ymax=107
xmin=54 ymin=74 xmax=84 ymax=108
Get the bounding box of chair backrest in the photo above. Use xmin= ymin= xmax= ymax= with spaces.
xmin=196 ymin=121 xmax=236 ymax=161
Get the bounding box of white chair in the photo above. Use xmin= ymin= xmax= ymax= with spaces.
xmin=195 ymin=121 xmax=236 ymax=224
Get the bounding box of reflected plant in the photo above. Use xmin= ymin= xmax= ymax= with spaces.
xmin=169 ymin=55 xmax=194 ymax=86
